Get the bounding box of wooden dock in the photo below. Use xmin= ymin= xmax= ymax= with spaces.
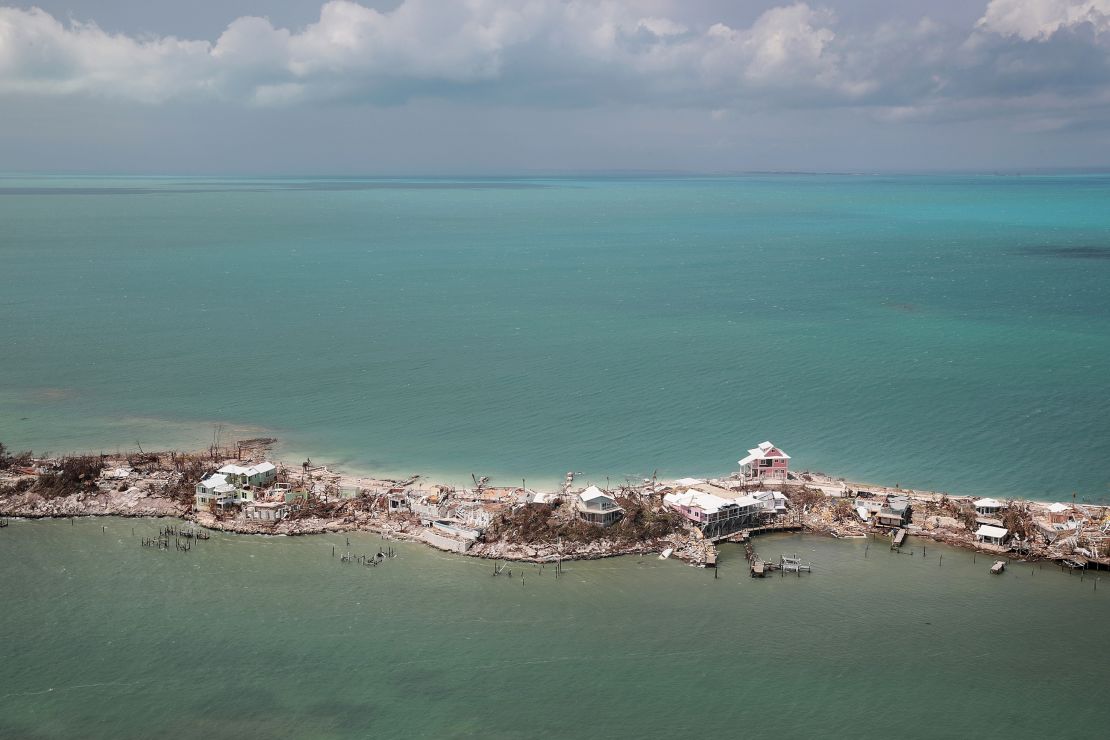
xmin=720 ymin=520 xmax=803 ymax=544
xmin=780 ymin=553 xmax=812 ymax=574
xmin=745 ymin=539 xmax=769 ymax=577
xmin=891 ymin=528 xmax=907 ymax=549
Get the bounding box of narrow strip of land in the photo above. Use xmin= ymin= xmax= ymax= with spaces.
xmin=1 ymin=438 xmax=1106 ymax=570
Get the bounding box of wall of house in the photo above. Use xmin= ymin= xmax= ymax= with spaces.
xmin=421 ymin=529 xmax=471 ymax=553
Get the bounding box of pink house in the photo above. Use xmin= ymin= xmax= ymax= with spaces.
xmin=738 ymin=441 xmax=790 ymax=482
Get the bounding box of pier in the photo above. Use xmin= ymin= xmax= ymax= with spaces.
xmin=744 ymin=539 xmax=776 ymax=577
xmin=780 ymin=553 xmax=813 ymax=574
xmin=720 ymin=519 xmax=803 ymax=545
xmin=892 ymin=528 xmax=907 ymax=549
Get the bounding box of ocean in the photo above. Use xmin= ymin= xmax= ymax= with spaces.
xmin=1 ymin=174 xmax=1109 ymax=500
xmin=0 ymin=519 xmax=1106 ymax=739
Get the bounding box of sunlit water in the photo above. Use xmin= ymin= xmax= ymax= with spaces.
xmin=1 ymin=174 xmax=1109 ymax=500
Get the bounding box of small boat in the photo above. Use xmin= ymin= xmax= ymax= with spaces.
xmin=659 ymin=547 xmax=673 ymax=560
xmin=991 ymin=560 xmax=1006 ymax=574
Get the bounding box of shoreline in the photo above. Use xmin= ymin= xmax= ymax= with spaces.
xmin=2 ymin=441 xmax=1107 ymax=570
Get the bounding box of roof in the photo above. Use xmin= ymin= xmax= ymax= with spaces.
xmin=975 ymin=525 xmax=1009 ymax=539
xmin=674 ymin=477 xmax=705 ymax=487
xmin=732 ymin=494 xmax=761 ymax=509
xmin=664 ymin=489 xmax=759 ymax=515
xmin=1048 ymin=503 xmax=1070 ymax=513
xmin=218 ymin=462 xmax=276 ymax=478
xmin=738 ymin=441 xmax=791 ymax=466
xmin=198 ymin=474 xmax=236 ymax=496
xmin=665 ymin=490 xmax=726 ymax=514
xmin=579 ymin=485 xmax=611 ymax=503
xmin=753 ymin=490 xmax=787 ymax=500
xmin=577 ymin=486 xmax=619 ymax=512
xmin=974 ymin=498 xmax=1003 ymax=508
xmin=885 ymin=496 xmax=910 ymax=514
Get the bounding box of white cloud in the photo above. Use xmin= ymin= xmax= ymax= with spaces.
xmin=976 ymin=0 xmax=1110 ymax=40
xmin=0 ymin=1 xmax=862 ymax=105
xmin=0 ymin=7 xmax=212 ymax=101
xmin=0 ymin=0 xmax=1107 ymax=126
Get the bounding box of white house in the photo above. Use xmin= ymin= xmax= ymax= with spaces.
xmin=244 ymin=500 xmax=289 ymax=522
xmin=738 ymin=441 xmax=791 ymax=482
xmin=195 ymin=473 xmax=237 ymax=509
xmin=217 ymin=462 xmax=277 ymax=489
xmin=575 ymin=486 xmax=623 ymax=527
xmin=975 ymin=524 xmax=1009 ymax=547
xmin=753 ymin=490 xmax=789 ymax=516
xmin=974 ymin=498 xmax=1003 ymax=516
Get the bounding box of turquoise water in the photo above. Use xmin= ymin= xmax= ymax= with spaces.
xmin=1 ymin=519 xmax=1107 ymax=739
xmin=1 ymin=174 xmax=1109 ymax=499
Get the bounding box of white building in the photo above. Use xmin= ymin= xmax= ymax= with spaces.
xmin=217 ymin=462 xmax=277 ymax=489
xmin=245 ymin=501 xmax=289 ymax=522
xmin=575 ymin=486 xmax=623 ymax=527
xmin=753 ymin=490 xmax=789 ymax=516
xmin=975 ymin=524 xmax=1009 ymax=547
xmin=974 ymin=498 xmax=1003 ymax=516
xmin=195 ymin=473 xmax=237 ymax=509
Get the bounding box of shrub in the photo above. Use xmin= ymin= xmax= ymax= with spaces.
xmin=34 ymin=456 xmax=105 ymax=498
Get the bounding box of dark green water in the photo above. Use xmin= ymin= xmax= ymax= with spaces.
xmin=1 ymin=519 xmax=1106 ymax=738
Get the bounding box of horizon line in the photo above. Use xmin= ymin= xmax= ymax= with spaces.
xmin=4 ymin=166 xmax=1110 ymax=179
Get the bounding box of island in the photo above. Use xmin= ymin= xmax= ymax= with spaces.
xmin=1 ymin=438 xmax=1106 ymax=571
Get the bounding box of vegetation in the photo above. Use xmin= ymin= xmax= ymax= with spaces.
xmin=165 ymin=454 xmax=209 ymax=506
xmin=0 ymin=441 xmax=33 ymax=471
xmin=955 ymin=503 xmax=979 ymax=531
xmin=485 ymin=498 xmax=684 ymax=546
xmin=784 ymin=485 xmax=825 ymax=511
xmin=831 ymin=499 xmax=856 ymax=522
xmin=1001 ymin=500 xmax=1032 ymax=539
xmin=32 ymin=456 xmax=105 ymax=498
xmin=609 ymin=497 xmax=684 ymax=543
xmin=484 ymin=504 xmax=606 ymax=544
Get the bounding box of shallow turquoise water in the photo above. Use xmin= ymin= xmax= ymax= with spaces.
xmin=1 ymin=174 xmax=1108 ymax=499
xmin=0 ymin=519 xmax=1107 ymax=739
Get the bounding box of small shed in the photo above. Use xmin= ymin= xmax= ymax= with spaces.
xmin=245 ymin=501 xmax=290 ymax=522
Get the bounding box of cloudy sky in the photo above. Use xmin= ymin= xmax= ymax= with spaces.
xmin=1 ymin=0 xmax=1109 ymax=173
